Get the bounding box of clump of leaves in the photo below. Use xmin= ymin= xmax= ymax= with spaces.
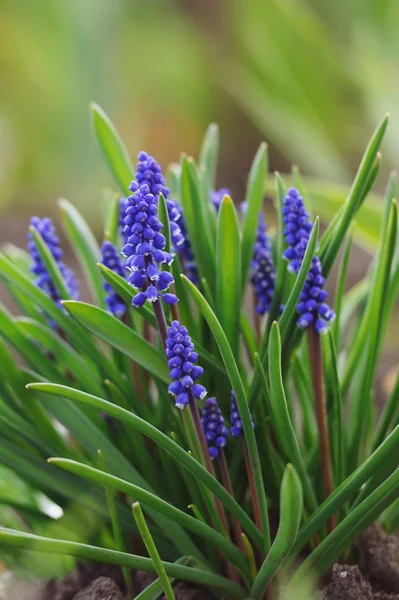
xmin=0 ymin=106 xmax=398 ymax=600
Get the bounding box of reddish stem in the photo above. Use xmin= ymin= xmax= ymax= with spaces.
xmin=218 ymin=450 xmax=245 ymax=552
xmin=243 ymin=438 xmax=263 ymax=535
xmin=308 ymin=326 xmax=336 ymax=532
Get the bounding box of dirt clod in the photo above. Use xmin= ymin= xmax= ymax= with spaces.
xmin=324 ymin=564 xmax=373 ymax=599
xmin=356 ymin=525 xmax=399 ymax=593
xmin=73 ymin=577 xmax=122 ymax=600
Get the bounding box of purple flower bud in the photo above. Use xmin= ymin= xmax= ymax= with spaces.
xmin=201 ymin=397 xmax=229 ymax=459
xmin=166 ymin=320 xmax=207 ymax=409
xmin=230 ymin=391 xmax=254 ymax=437
xmin=249 ymin=212 xmax=276 ymax=315
xmin=282 ymin=188 xmax=335 ymax=334
xmin=100 ymin=241 xmax=126 ymax=318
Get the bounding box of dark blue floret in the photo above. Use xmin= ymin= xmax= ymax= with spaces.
xmin=230 ymin=391 xmax=254 ymax=437
xmin=119 ymin=197 xmax=128 ymax=243
xmin=28 ymin=217 xmax=79 ymax=312
xmin=211 ymin=187 xmax=231 ymax=212
xmin=201 ymin=397 xmax=229 ymax=459
xmin=282 ymin=188 xmax=335 ymax=334
xmin=250 ymin=213 xmax=276 ymax=315
xmin=121 ymin=182 xmax=178 ymax=307
xmin=133 ymin=152 xmax=197 ymax=282
xmin=101 ymin=241 xmax=127 ymax=318
xmin=166 ymin=320 xmax=207 ymax=409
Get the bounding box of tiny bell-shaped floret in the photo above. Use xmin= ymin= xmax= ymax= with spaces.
xmin=201 ymin=397 xmax=229 ymax=459
xmin=166 ymin=320 xmax=207 ymax=409
xmin=230 ymin=391 xmax=254 ymax=437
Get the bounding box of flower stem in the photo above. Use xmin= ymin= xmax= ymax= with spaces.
xmin=242 ymin=438 xmax=264 ymax=536
xmin=307 ymin=326 xmax=335 ymax=532
xmin=218 ymin=450 xmax=245 ymax=552
xmin=153 ymin=297 xmax=169 ymax=358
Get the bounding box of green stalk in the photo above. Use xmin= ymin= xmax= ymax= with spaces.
xmin=133 ymin=502 xmax=176 ymax=600
xmin=98 ymin=451 xmax=133 ymax=597
xmin=307 ymin=327 xmax=335 ymax=531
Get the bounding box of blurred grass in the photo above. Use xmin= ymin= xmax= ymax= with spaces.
xmin=1 ymin=0 xmax=399 ymax=226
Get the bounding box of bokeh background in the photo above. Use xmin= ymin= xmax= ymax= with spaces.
xmin=1 ymin=0 xmax=399 ymax=231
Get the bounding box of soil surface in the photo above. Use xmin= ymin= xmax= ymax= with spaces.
xmin=41 ymin=525 xmax=399 ymax=599
xmin=323 ymin=525 xmax=399 ymax=600
xmin=42 ymin=561 xmax=216 ymax=600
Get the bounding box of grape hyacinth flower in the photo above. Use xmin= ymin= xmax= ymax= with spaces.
xmin=28 ymin=217 xmax=79 ymax=311
xmin=119 ymin=196 xmax=128 ymax=243
xmin=166 ymin=320 xmax=207 ymax=409
xmin=133 ymin=151 xmax=197 ymax=281
xmin=211 ymin=187 xmax=231 ymax=212
xmin=201 ymin=398 xmax=229 ymax=459
xmin=101 ymin=241 xmax=127 ymax=318
xmin=250 ymin=213 xmax=276 ymax=315
xmin=121 ymin=183 xmax=177 ymax=307
xmin=282 ymin=188 xmax=335 ymax=334
xmin=230 ymin=391 xmax=254 ymax=437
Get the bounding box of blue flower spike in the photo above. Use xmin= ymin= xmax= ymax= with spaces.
xmin=250 ymin=213 xmax=276 ymax=315
xmin=121 ymin=182 xmax=178 ymax=307
xmin=282 ymin=188 xmax=335 ymax=334
xmin=166 ymin=320 xmax=207 ymax=409
xmin=230 ymin=391 xmax=254 ymax=437
xmin=28 ymin=216 xmax=79 ymax=311
xmin=201 ymin=397 xmax=229 ymax=459
xmin=101 ymin=241 xmax=127 ymax=318
xmin=133 ymin=151 xmax=197 ymax=282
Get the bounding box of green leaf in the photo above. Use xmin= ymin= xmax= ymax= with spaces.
xmin=97 ymin=264 xmax=225 ymax=376
xmin=26 ymin=382 xmax=262 ymax=550
xmin=320 ymin=115 xmax=389 ymax=275
xmin=158 ymin=193 xmax=171 ymax=257
xmin=180 ymin=157 xmax=216 ymax=291
xmin=293 ymin=468 xmax=399 ymax=579
xmin=322 ymin=333 xmax=345 ymax=487
xmin=290 ymin=423 xmax=399 ymax=558
xmin=135 ymin=557 xmax=191 ymax=600
xmin=241 ymin=143 xmax=268 ymax=294
xmin=16 ymin=317 xmax=104 ymax=397
xmin=332 ymin=228 xmax=353 ymax=351
xmin=348 ymin=200 xmax=397 ymax=469
xmin=0 ymin=529 xmax=246 ymax=599
xmin=266 ymin=326 xmax=318 ymax=512
xmin=0 ymin=255 xmax=117 ymax=381
xmin=58 ymin=198 xmax=106 ymax=309
xmin=250 ymin=465 xmax=303 ymax=598
xmin=50 ymin=458 xmax=249 ymax=575
xmin=180 ymin=275 xmax=270 ymax=550
xmin=198 ymin=123 xmax=219 ymax=193
xmin=90 ymin=102 xmax=134 ymax=192
xmin=133 ymin=502 xmax=176 ymax=600
xmin=62 ymin=301 xmax=169 ymax=383
xmin=216 ymin=195 xmax=241 ymax=356
xmin=104 ymin=193 xmax=122 ymax=247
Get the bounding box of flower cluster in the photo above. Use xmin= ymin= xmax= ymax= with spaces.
xmin=211 ymin=187 xmax=230 ymax=212
xmin=101 ymin=241 xmax=127 ymax=318
xmin=282 ymin=188 xmax=335 ymax=334
xmin=166 ymin=320 xmax=207 ymax=409
xmin=250 ymin=213 xmax=276 ymax=315
xmin=201 ymin=397 xmax=229 ymax=459
xmin=133 ymin=152 xmax=197 ymax=281
xmin=121 ymin=184 xmax=177 ymax=307
xmin=230 ymin=391 xmax=254 ymax=437
xmin=28 ymin=217 xmax=79 ymax=311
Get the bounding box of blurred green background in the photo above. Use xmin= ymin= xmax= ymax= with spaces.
xmin=1 ymin=0 xmax=399 ymax=232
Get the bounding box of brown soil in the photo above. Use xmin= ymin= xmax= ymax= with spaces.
xmin=324 ymin=525 xmax=399 ymax=600
xmin=42 ymin=525 xmax=399 ymax=599
xmin=42 ymin=561 xmax=216 ymax=600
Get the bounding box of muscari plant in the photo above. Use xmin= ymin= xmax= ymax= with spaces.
xmin=0 ymin=106 xmax=398 ymax=600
